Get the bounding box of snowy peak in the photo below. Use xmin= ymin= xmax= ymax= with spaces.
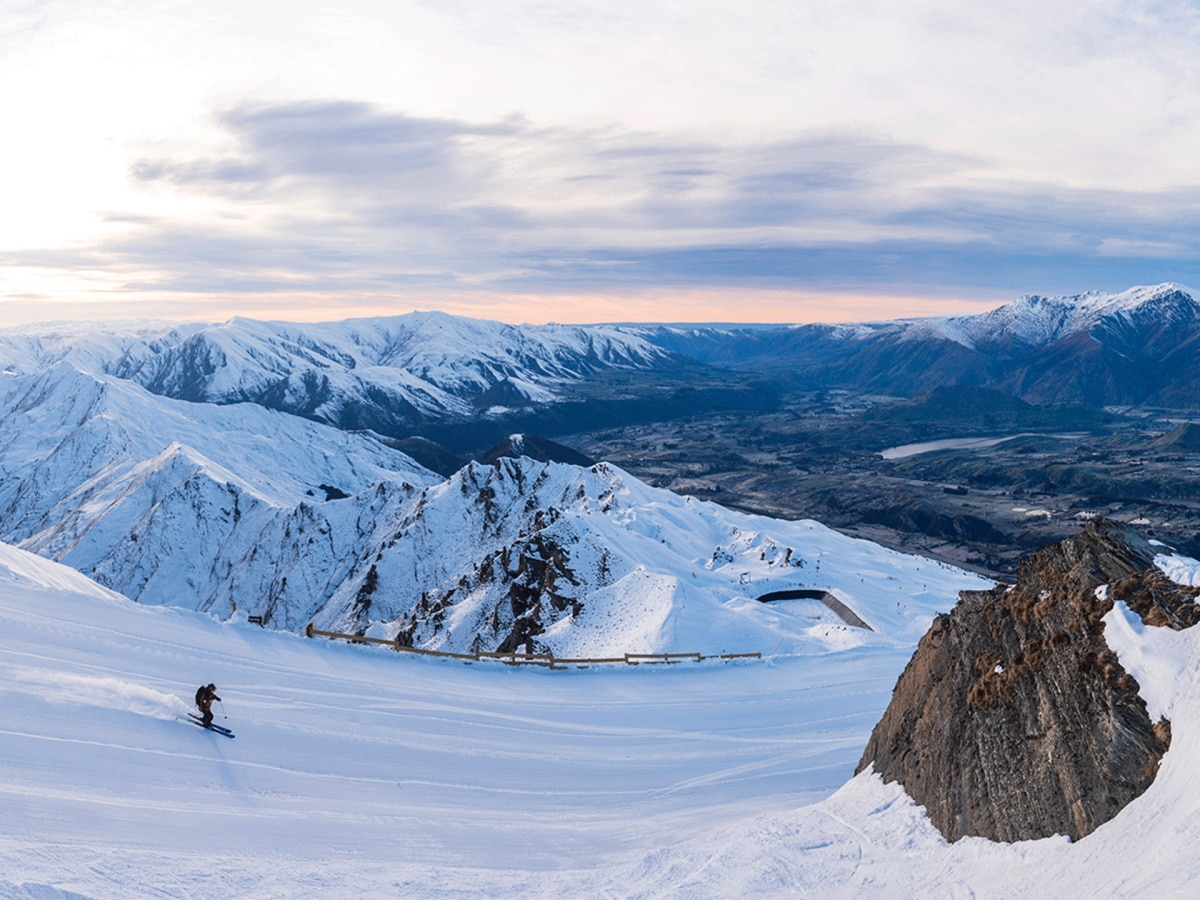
xmin=23 ymin=311 xmax=675 ymax=415
xmin=0 ymin=359 xmax=441 ymax=615
xmin=0 ymin=312 xmax=682 ymax=441
xmin=364 ymin=311 xmax=669 ymax=384
xmin=913 ymin=282 xmax=1200 ymax=350
xmin=630 ymin=282 xmax=1200 ymax=409
xmin=311 ymin=456 xmax=989 ymax=658
xmin=0 ymin=363 xmax=435 ymax=509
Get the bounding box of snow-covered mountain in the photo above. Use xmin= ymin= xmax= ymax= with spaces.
xmin=900 ymin=282 xmax=1200 ymax=350
xmin=312 ymin=456 xmax=989 ymax=656
xmin=911 ymin=283 xmax=1200 ymax=406
xmin=0 ymin=363 xmax=438 ymax=618
xmin=640 ymin=282 xmax=1200 ymax=408
xmin=0 ymin=312 xmax=676 ymax=438
xmin=0 ymin=358 xmax=986 ymax=653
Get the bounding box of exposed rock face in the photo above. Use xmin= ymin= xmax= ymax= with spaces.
xmin=858 ymin=520 xmax=1200 ymax=843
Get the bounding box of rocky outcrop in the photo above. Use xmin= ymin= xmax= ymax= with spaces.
xmin=858 ymin=519 xmax=1200 ymax=843
xmin=479 ymin=433 xmax=595 ymax=468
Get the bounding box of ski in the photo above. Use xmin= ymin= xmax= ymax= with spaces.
xmin=187 ymin=713 xmax=235 ymax=738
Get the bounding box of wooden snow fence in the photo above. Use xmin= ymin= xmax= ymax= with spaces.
xmin=304 ymin=624 xmax=761 ymax=669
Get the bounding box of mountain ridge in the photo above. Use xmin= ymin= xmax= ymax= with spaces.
xmin=0 ymin=359 xmax=989 ymax=654
xmin=636 ymin=282 xmax=1200 ymax=408
xmin=5 ymin=284 xmax=1197 ymax=450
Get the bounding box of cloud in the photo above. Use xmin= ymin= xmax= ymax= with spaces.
xmin=527 ymin=242 xmax=1200 ymax=300
xmin=133 ymin=102 xmax=524 ymax=205
xmin=129 ymin=100 xmax=969 ymax=226
xmin=19 ymin=99 xmax=1200 ymax=306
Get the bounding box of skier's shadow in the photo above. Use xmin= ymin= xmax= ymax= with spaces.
xmin=204 ymin=727 xmax=254 ymax=806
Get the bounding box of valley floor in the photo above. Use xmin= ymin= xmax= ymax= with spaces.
xmin=3 ymin=547 xmax=1200 ymax=898
xmin=569 ymin=402 xmax=1200 ymax=578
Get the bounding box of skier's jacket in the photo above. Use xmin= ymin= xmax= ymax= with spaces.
xmin=195 ymin=684 xmax=220 ymax=713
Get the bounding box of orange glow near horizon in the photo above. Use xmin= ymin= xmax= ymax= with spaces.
xmin=0 ymin=287 xmax=1010 ymax=328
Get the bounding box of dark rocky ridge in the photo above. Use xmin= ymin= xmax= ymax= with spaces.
xmin=479 ymin=433 xmax=595 ymax=468
xmin=857 ymin=520 xmax=1200 ymax=843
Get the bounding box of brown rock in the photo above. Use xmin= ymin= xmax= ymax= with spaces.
xmin=857 ymin=520 xmax=1198 ymax=843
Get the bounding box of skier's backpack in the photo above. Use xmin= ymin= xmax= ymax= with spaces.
xmin=195 ymin=685 xmax=205 ymax=706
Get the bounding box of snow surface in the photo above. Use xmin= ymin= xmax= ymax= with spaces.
xmin=1155 ymin=553 xmax=1200 ymax=588
xmin=6 ymin=543 xmax=1200 ymax=897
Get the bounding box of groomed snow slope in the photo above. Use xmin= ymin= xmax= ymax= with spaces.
xmin=4 ymin=544 xmax=1200 ymax=898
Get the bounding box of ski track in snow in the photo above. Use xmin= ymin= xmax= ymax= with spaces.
xmin=6 ymin=542 xmax=1200 ymax=896
xmin=0 ymin=554 xmax=886 ymax=896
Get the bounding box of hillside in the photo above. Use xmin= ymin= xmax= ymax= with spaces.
xmin=858 ymin=385 xmax=1116 ymax=447
xmin=1152 ymin=421 xmax=1200 ymax=452
xmin=4 ymin=537 xmax=1200 ymax=897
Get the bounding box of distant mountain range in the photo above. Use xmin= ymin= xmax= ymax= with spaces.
xmin=640 ymin=283 xmax=1200 ymax=409
xmin=2 ymin=285 xmax=1195 ymax=463
xmin=0 ymin=313 xmax=677 ymax=441
xmin=0 ymin=282 xmax=1191 ymax=651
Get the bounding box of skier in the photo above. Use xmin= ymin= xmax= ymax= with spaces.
xmin=195 ymin=683 xmax=221 ymax=727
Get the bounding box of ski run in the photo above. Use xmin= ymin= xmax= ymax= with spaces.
xmin=3 ymin=538 xmax=1200 ymax=897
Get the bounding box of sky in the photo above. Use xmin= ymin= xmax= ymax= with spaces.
xmin=2 ymin=0 xmax=1200 ymax=326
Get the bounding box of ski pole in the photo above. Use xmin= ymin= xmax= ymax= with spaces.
xmin=218 ymin=698 xmax=228 ymax=720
